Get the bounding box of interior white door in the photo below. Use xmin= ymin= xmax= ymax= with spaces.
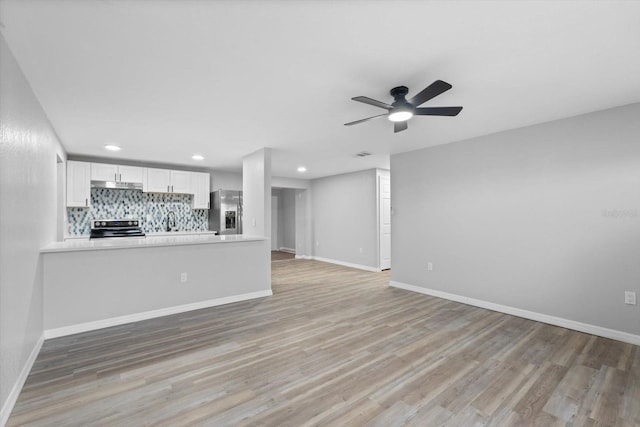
xmin=379 ymin=175 xmax=391 ymax=270
xmin=271 ymin=195 xmax=278 ymax=250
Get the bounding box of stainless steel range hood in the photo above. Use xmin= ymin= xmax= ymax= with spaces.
xmin=91 ymin=180 xmax=143 ymax=191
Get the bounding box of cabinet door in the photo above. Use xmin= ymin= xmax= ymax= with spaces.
xmin=144 ymin=168 xmax=171 ymax=193
xmin=170 ymin=170 xmax=192 ymax=194
xmin=118 ymin=165 xmax=144 ymax=183
xmin=192 ymin=172 xmax=211 ymax=209
xmin=91 ymin=163 xmax=118 ymax=182
xmin=67 ymin=161 xmax=91 ymax=207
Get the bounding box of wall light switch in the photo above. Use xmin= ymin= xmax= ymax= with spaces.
xmin=624 ymin=291 xmax=636 ymax=305
xmin=180 ymin=272 xmax=188 ymax=283
xmin=427 ymin=262 xmax=433 ymax=271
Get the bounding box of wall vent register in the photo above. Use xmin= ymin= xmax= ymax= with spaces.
xmin=90 ymin=219 xmax=145 ymax=239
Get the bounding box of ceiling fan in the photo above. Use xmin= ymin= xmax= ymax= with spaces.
xmin=344 ymin=79 xmax=463 ymax=133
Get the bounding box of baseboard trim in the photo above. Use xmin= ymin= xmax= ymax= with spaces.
xmin=0 ymin=333 xmax=44 ymax=427
xmin=313 ymin=256 xmax=381 ymax=273
xmin=44 ymin=289 xmax=273 ymax=340
xmin=295 ymin=254 xmax=312 ymax=260
xmin=278 ymin=247 xmax=295 ymax=254
xmin=389 ymin=281 xmax=640 ymax=346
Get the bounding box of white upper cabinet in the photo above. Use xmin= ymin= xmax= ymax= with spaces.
xmin=91 ymin=163 xmax=143 ymax=183
xmin=67 ymin=161 xmax=91 ymax=207
xmin=91 ymin=163 xmax=118 ymax=181
xmin=192 ymin=172 xmax=211 ymax=209
xmin=118 ymin=165 xmax=144 ymax=183
xmin=72 ymin=162 xmax=210 ymax=197
xmin=170 ymin=170 xmax=192 ymax=194
xmin=144 ymin=168 xmax=172 ymax=193
xmin=143 ymin=168 xmax=201 ymax=194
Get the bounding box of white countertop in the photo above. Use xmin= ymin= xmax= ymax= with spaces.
xmin=42 ymin=233 xmax=266 ymax=253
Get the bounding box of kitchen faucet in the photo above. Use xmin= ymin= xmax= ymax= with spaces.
xmin=166 ymin=211 xmax=177 ymax=232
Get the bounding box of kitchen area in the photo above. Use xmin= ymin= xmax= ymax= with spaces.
xmin=39 ymin=157 xmax=272 ymax=339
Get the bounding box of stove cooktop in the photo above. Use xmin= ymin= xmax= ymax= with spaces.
xmin=90 ymin=219 xmax=145 ymax=239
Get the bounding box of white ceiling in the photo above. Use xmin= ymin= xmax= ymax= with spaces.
xmin=1 ymin=0 xmax=640 ymax=179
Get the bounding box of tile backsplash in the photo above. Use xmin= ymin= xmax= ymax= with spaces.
xmin=67 ymin=188 xmax=208 ymax=236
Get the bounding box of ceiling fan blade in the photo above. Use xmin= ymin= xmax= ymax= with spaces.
xmin=344 ymin=113 xmax=388 ymax=126
xmin=394 ymin=121 xmax=408 ymax=133
xmin=409 ymin=80 xmax=452 ymax=107
xmin=352 ymin=96 xmax=392 ymax=110
xmin=414 ymin=106 xmax=463 ymax=116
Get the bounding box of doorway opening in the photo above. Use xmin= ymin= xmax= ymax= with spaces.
xmin=271 ymin=187 xmax=297 ymax=261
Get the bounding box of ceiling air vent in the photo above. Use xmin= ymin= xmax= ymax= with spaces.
xmin=355 ymin=151 xmax=372 ymax=157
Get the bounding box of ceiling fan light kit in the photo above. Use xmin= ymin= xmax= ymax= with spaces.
xmin=345 ymin=79 xmax=463 ymax=133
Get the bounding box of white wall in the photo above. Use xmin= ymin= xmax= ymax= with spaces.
xmin=243 ymin=148 xmax=271 ymax=238
xmin=295 ymin=189 xmax=312 ymax=258
xmin=271 ymin=188 xmax=283 ymax=249
xmin=281 ymin=189 xmax=296 ymax=251
xmin=211 ymin=170 xmax=242 ymax=191
xmin=272 ymin=176 xmax=310 ymax=189
xmin=0 ymin=34 xmax=66 ymax=423
xmin=311 ymin=169 xmax=378 ymax=269
xmin=43 ymin=240 xmax=271 ymax=333
xmin=391 ymin=103 xmax=640 ymax=339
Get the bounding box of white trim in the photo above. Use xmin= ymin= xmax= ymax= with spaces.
xmin=389 ymin=281 xmax=640 ymax=346
xmin=44 ymin=290 xmax=273 ymax=339
xmin=295 ymin=254 xmax=312 ymax=260
xmin=313 ymin=256 xmax=381 ymax=273
xmin=278 ymin=247 xmax=296 ymax=254
xmin=0 ymin=334 xmax=44 ymax=427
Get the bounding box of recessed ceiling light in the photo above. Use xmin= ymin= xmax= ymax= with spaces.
xmin=297 ymin=166 xmax=307 ymax=173
xmin=192 ymin=154 xmax=204 ymax=161
xmin=104 ymin=144 xmax=121 ymax=151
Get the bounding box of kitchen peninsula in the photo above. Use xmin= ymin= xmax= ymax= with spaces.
xmin=40 ymin=233 xmax=271 ymax=338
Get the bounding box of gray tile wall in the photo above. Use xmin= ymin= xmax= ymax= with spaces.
xmin=67 ymin=188 xmax=208 ymax=236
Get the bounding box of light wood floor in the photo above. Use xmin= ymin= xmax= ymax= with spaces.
xmin=9 ymin=259 xmax=640 ymax=426
xmin=271 ymin=250 xmax=295 ymax=262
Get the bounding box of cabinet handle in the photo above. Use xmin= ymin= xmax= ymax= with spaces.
xmin=172 ymin=185 xmax=174 ymax=193
xmin=115 ymin=173 xmax=117 ymax=181
xmin=85 ymin=198 xmax=88 ymax=207
xmin=119 ymin=173 xmax=121 ymax=181
xmin=167 ymin=185 xmax=170 ymax=192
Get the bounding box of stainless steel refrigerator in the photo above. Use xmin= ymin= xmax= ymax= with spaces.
xmin=209 ymin=190 xmax=243 ymax=235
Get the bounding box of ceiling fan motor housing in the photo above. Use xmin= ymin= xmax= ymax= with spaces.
xmin=390 ymin=86 xmax=411 ymax=107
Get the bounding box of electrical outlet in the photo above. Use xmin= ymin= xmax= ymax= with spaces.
xmin=180 ymin=272 xmax=188 ymax=283
xmin=316 ymin=241 xmax=320 ymax=247
xmin=427 ymin=262 xmax=433 ymax=271
xmin=624 ymin=291 xmax=636 ymax=305
xmin=359 ymin=247 xmax=363 ymax=253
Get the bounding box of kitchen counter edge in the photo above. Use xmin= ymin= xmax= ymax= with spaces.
xmin=41 ymin=234 xmax=267 ymax=253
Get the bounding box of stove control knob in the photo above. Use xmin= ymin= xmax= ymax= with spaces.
xmin=128 ymin=221 xmax=132 ymax=226
xmin=101 ymin=221 xmax=106 ymax=226
xmin=133 ymin=221 xmax=138 ymax=226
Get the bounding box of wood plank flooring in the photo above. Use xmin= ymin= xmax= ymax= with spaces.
xmin=271 ymin=250 xmax=295 ymax=262
xmin=8 ymin=259 xmax=640 ymax=426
